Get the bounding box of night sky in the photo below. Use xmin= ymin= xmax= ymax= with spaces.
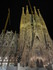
xmin=0 ymin=0 xmax=53 ymax=39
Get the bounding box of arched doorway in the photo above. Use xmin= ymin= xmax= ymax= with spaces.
xmin=36 ymin=59 xmax=43 ymax=68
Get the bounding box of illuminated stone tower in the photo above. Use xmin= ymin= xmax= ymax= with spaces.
xmin=18 ymin=7 xmax=26 ymax=59
xmin=19 ymin=5 xmax=53 ymax=67
xmin=20 ymin=5 xmax=32 ymax=66
xmin=19 ymin=6 xmax=32 ymax=61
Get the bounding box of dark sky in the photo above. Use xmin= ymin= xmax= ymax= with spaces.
xmin=0 ymin=0 xmax=53 ymax=39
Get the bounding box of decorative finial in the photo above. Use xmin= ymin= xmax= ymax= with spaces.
xmin=38 ymin=9 xmax=40 ymax=12
xmin=34 ymin=6 xmax=37 ymax=14
xmin=8 ymin=8 xmax=10 ymax=12
xmin=37 ymin=9 xmax=41 ymax=16
xmin=26 ymin=5 xmax=29 ymax=14
xmin=22 ymin=7 xmax=24 ymax=14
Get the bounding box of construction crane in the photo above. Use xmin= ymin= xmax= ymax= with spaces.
xmin=28 ymin=0 xmax=33 ymax=15
xmin=2 ymin=8 xmax=10 ymax=33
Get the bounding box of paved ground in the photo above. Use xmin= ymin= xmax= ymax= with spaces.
xmin=0 ymin=63 xmax=53 ymax=70
xmin=0 ymin=66 xmax=47 ymax=70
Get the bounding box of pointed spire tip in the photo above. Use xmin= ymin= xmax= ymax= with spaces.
xmin=26 ymin=5 xmax=29 ymax=14
xmin=22 ymin=7 xmax=24 ymax=14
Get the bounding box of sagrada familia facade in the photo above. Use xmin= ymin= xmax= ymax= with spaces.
xmin=19 ymin=5 xmax=53 ymax=67
xmin=0 ymin=5 xmax=53 ymax=70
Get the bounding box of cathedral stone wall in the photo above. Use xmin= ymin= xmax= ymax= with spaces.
xmin=19 ymin=5 xmax=53 ymax=67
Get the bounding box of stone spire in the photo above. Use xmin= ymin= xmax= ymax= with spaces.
xmin=37 ymin=9 xmax=45 ymax=26
xmin=37 ymin=9 xmax=40 ymax=16
xmin=37 ymin=9 xmax=53 ymax=49
xmin=34 ymin=6 xmax=38 ymax=16
xmin=22 ymin=7 xmax=25 ymax=15
xmin=20 ymin=7 xmax=26 ymax=30
xmin=25 ymin=5 xmax=31 ymax=23
xmin=26 ymin=5 xmax=29 ymax=14
xmin=34 ymin=6 xmax=40 ymax=23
